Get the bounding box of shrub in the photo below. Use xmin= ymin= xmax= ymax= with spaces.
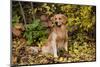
xmin=23 ymin=19 xmax=48 ymax=46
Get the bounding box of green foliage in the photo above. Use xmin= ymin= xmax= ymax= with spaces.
xmin=12 ymin=15 xmax=21 ymax=26
xmin=12 ymin=15 xmax=21 ymax=23
xmin=61 ymin=5 xmax=96 ymax=32
xmin=23 ymin=19 xmax=48 ymax=45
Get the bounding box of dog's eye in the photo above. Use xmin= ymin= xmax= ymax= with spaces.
xmin=55 ymin=18 xmax=57 ymax=20
xmin=59 ymin=18 xmax=62 ymax=20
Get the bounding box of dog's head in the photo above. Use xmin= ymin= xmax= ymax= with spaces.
xmin=51 ymin=14 xmax=67 ymax=27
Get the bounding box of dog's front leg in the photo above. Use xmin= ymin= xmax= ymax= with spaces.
xmin=51 ymin=40 xmax=58 ymax=58
xmin=51 ymin=32 xmax=58 ymax=58
xmin=64 ymin=41 xmax=68 ymax=51
xmin=64 ymin=31 xmax=68 ymax=52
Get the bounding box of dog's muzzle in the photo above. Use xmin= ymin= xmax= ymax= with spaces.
xmin=55 ymin=22 xmax=58 ymax=25
xmin=55 ymin=22 xmax=61 ymax=27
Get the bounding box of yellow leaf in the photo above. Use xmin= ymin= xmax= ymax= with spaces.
xmin=59 ymin=57 xmax=64 ymax=62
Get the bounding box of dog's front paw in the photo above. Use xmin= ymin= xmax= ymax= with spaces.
xmin=65 ymin=47 xmax=68 ymax=52
xmin=54 ymin=55 xmax=58 ymax=58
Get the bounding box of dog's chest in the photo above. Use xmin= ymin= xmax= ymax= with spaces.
xmin=54 ymin=27 xmax=66 ymax=41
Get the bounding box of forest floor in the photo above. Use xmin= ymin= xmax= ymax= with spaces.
xmin=12 ymin=37 xmax=96 ymax=65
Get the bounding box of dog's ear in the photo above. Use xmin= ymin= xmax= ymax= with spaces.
xmin=62 ymin=15 xmax=67 ymax=24
xmin=50 ymin=16 xmax=55 ymax=26
xmin=50 ymin=16 xmax=54 ymax=21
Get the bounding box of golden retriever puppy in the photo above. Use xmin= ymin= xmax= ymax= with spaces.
xmin=42 ymin=14 xmax=68 ymax=58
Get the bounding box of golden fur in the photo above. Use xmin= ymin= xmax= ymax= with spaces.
xmin=42 ymin=14 xmax=68 ymax=57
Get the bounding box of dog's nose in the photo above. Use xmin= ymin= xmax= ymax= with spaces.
xmin=55 ymin=22 xmax=58 ymax=25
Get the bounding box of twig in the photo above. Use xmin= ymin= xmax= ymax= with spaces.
xmin=31 ymin=2 xmax=35 ymax=20
xmin=19 ymin=1 xmax=27 ymax=26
